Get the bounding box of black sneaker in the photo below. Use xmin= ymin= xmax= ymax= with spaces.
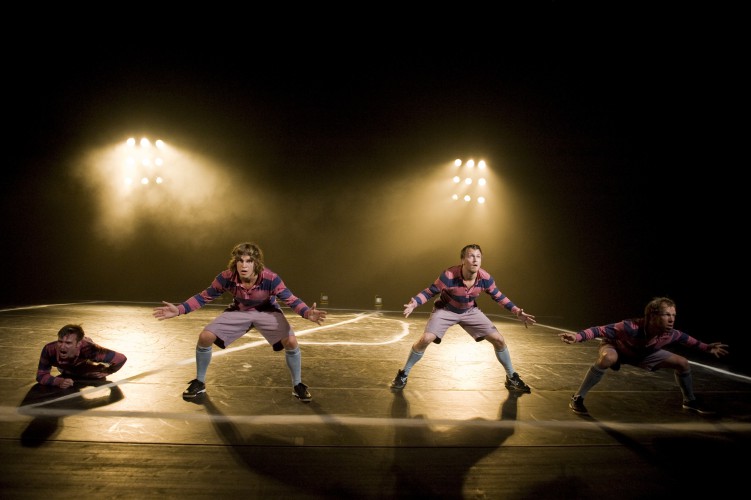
xmin=390 ymin=369 xmax=408 ymax=390
xmin=183 ymin=379 xmax=206 ymax=399
xmin=504 ymin=372 xmax=531 ymax=393
xmin=293 ymin=383 xmax=312 ymax=402
xmin=682 ymin=398 xmax=716 ymax=416
xmin=569 ymin=394 xmax=589 ymax=415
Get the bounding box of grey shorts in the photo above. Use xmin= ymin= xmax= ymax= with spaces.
xmin=598 ymin=342 xmax=673 ymax=371
xmin=204 ymin=309 xmax=295 ymax=349
xmin=424 ymin=307 xmax=498 ymax=342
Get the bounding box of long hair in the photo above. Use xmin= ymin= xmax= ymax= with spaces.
xmin=228 ymin=242 xmax=265 ymax=275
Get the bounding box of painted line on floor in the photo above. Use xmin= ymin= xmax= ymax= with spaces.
xmin=2 ymin=405 xmax=750 ymax=434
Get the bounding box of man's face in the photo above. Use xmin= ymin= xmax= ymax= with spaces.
xmin=57 ymin=334 xmax=80 ymax=360
xmin=236 ymin=255 xmax=255 ymax=281
xmin=462 ymin=249 xmax=482 ymax=273
xmin=653 ymin=306 xmax=676 ymax=333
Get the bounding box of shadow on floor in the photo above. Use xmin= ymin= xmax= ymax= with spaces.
xmin=198 ymin=390 xmax=524 ymax=498
xmin=17 ymin=380 xmax=124 ymax=447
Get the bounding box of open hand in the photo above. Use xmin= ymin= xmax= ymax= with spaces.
xmin=403 ymin=299 xmax=417 ymax=318
xmin=517 ymin=309 xmax=537 ymax=328
xmin=307 ymin=303 xmax=327 ymax=325
xmin=707 ymin=342 xmax=729 ymax=358
xmin=153 ymin=301 xmax=179 ymax=320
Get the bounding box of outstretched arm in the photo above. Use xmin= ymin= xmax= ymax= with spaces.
xmin=153 ymin=301 xmax=180 ymax=320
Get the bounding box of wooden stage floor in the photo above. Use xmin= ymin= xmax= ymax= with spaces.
xmin=1 ymin=302 xmax=750 ymax=499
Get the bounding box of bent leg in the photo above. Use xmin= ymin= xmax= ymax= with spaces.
xmin=655 ymin=353 xmax=694 ymax=402
xmin=575 ymin=365 xmax=606 ymax=399
xmin=594 ymin=344 xmax=619 ymax=370
xmin=575 ymin=345 xmax=619 ymax=398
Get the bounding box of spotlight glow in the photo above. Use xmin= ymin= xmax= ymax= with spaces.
xmin=449 ymin=158 xmax=489 ymax=204
xmin=123 ymin=137 xmax=167 ymax=187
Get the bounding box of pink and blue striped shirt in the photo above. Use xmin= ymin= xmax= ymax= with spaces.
xmin=36 ymin=338 xmax=127 ymax=386
xmin=574 ymin=318 xmax=710 ymax=357
xmin=176 ymin=268 xmax=313 ymax=319
xmin=412 ymin=265 xmax=521 ymax=315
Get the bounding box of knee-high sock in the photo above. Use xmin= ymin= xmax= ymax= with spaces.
xmin=495 ymin=348 xmax=515 ymax=377
xmin=403 ymin=348 xmax=424 ymax=375
xmin=676 ymin=370 xmax=695 ymax=402
xmin=286 ymin=347 xmax=302 ymax=386
xmin=575 ymin=365 xmax=606 ymax=398
xmin=196 ymin=345 xmax=212 ymax=382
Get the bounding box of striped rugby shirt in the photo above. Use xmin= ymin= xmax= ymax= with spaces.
xmin=574 ymin=318 xmax=710 ymax=358
xmin=176 ymin=268 xmax=313 ymax=319
xmin=412 ymin=265 xmax=522 ymax=315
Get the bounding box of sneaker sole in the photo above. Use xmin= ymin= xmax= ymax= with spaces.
xmin=505 ymin=385 xmax=531 ymax=393
xmin=182 ymin=390 xmax=205 ymax=399
xmin=294 ymin=395 xmax=312 ymax=402
xmin=682 ymin=405 xmax=716 ymax=416
xmin=569 ymin=406 xmax=589 ymax=416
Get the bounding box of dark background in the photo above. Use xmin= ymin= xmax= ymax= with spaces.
xmin=2 ymin=9 xmax=746 ymax=372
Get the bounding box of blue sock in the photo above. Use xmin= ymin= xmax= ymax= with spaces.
xmin=403 ymin=348 xmax=424 ymax=375
xmin=286 ymin=347 xmax=302 ymax=386
xmin=495 ymin=348 xmax=515 ymax=377
xmin=196 ymin=345 xmax=212 ymax=382
xmin=575 ymin=365 xmax=606 ymax=398
xmin=676 ymin=370 xmax=695 ymax=402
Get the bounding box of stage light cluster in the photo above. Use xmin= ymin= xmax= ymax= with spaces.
xmin=450 ymin=158 xmax=487 ymax=204
xmin=123 ymin=137 xmax=167 ymax=187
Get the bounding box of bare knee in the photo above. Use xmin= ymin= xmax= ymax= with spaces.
xmin=282 ymin=336 xmax=298 ymax=349
xmin=197 ymin=330 xmax=216 ymax=348
xmin=487 ymin=332 xmax=506 ymax=350
xmin=666 ymin=354 xmax=690 ymax=372
xmin=413 ymin=332 xmax=435 ymax=351
xmin=676 ymin=357 xmax=690 ymax=372
xmin=596 ymin=348 xmax=619 ymax=369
